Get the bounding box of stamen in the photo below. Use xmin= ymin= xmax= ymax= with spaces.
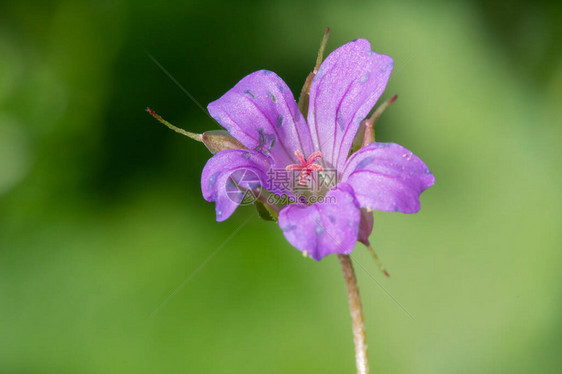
xmin=285 ymin=150 xmax=324 ymax=185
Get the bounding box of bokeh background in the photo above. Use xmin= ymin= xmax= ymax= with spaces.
xmin=1 ymin=0 xmax=561 ymax=373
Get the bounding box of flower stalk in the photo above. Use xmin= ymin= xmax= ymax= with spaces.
xmin=338 ymin=254 xmax=369 ymax=374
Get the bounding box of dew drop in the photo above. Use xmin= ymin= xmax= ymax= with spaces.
xmin=402 ymin=152 xmax=412 ymax=160
xmin=208 ymin=171 xmax=221 ymax=190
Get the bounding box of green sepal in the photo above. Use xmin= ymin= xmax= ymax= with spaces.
xmin=254 ymin=200 xmax=278 ymax=222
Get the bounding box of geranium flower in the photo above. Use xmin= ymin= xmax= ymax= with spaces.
xmin=201 ymin=38 xmax=434 ymax=261
xmin=147 ymin=33 xmax=436 ymax=374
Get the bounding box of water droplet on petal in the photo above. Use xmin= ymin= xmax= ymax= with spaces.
xmin=208 ymin=171 xmax=221 ymax=190
xmin=401 ymin=152 xmax=412 ymax=160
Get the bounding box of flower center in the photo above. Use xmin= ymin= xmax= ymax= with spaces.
xmin=285 ymin=150 xmax=324 ymax=185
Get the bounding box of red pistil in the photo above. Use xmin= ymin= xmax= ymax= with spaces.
xmin=286 ymin=150 xmax=324 ymax=185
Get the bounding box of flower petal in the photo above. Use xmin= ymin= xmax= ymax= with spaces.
xmin=342 ymin=143 xmax=435 ymax=213
xmin=278 ymin=183 xmax=360 ymax=261
xmin=308 ymin=39 xmax=393 ymax=170
xmin=201 ymin=149 xmax=276 ymax=222
xmin=207 ymin=70 xmax=315 ymax=169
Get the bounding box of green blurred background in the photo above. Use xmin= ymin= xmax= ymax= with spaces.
xmin=1 ymin=0 xmax=561 ymax=373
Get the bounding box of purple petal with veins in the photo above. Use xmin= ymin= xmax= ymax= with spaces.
xmin=278 ymin=183 xmax=360 ymax=260
xmin=307 ymin=39 xmax=393 ymax=170
xmin=342 ymin=143 xmax=435 ymax=213
xmin=201 ymin=149 xmax=279 ymax=222
xmin=207 ymin=70 xmax=315 ymax=170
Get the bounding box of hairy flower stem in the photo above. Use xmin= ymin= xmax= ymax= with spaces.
xmin=338 ymin=254 xmax=369 ymax=374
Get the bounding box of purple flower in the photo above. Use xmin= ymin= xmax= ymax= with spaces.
xmin=201 ymin=39 xmax=434 ymax=260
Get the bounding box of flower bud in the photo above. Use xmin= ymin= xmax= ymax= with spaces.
xmin=201 ymin=130 xmax=245 ymax=154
